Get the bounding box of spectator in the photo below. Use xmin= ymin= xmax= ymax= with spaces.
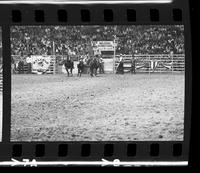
xmin=11 ymin=25 xmax=184 ymax=60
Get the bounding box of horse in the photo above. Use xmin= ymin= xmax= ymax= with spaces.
xmin=77 ymin=60 xmax=84 ymax=77
xmin=64 ymin=57 xmax=74 ymax=77
xmin=88 ymin=57 xmax=100 ymax=77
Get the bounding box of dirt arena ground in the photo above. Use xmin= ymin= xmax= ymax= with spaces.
xmin=11 ymin=73 xmax=184 ymax=141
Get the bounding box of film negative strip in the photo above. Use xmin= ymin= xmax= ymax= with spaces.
xmin=0 ymin=0 xmax=193 ymax=167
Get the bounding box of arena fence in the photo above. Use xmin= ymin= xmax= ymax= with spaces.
xmin=11 ymin=54 xmax=185 ymax=74
xmin=11 ymin=55 xmax=77 ymax=74
xmin=11 ymin=55 xmax=56 ymax=74
xmin=114 ymin=54 xmax=185 ymax=73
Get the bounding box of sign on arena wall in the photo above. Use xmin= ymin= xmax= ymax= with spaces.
xmin=93 ymin=41 xmax=117 ymax=52
xmin=26 ymin=55 xmax=52 ymax=74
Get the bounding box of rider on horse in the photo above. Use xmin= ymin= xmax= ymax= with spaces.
xmin=64 ymin=56 xmax=74 ymax=76
xmin=89 ymin=55 xmax=99 ymax=77
xmin=77 ymin=57 xmax=84 ymax=77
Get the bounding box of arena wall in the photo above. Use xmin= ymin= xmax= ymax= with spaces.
xmin=11 ymin=54 xmax=185 ymax=74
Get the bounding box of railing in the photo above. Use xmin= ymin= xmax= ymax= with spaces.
xmin=11 ymin=54 xmax=185 ymax=74
xmin=11 ymin=55 xmax=57 ymax=74
xmin=114 ymin=54 xmax=185 ymax=73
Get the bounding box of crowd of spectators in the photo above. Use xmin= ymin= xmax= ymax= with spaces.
xmin=11 ymin=25 xmax=185 ymax=56
xmin=0 ymin=29 xmax=2 ymax=65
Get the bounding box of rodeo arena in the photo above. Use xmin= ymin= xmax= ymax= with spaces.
xmin=11 ymin=25 xmax=185 ymax=141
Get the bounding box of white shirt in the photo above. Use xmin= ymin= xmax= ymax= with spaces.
xmin=100 ymin=58 xmax=103 ymax=63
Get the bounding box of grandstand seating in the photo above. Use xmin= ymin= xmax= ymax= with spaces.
xmin=11 ymin=25 xmax=185 ymax=57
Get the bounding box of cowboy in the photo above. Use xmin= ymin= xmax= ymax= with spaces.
xmin=119 ymin=54 xmax=124 ymax=62
xmin=18 ymin=58 xmax=24 ymax=74
xmin=117 ymin=54 xmax=124 ymax=74
xmin=99 ymin=55 xmax=104 ymax=74
xmin=131 ymin=56 xmax=136 ymax=74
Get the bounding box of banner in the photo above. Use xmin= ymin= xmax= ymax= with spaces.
xmin=26 ymin=55 xmax=52 ymax=74
xmin=93 ymin=41 xmax=117 ymax=52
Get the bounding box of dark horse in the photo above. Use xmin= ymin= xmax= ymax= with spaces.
xmin=88 ymin=57 xmax=100 ymax=77
xmin=64 ymin=57 xmax=74 ymax=77
xmin=77 ymin=60 xmax=84 ymax=77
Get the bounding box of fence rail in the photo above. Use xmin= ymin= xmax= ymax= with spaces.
xmin=11 ymin=55 xmax=56 ymax=74
xmin=11 ymin=54 xmax=185 ymax=74
xmin=114 ymin=54 xmax=185 ymax=73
